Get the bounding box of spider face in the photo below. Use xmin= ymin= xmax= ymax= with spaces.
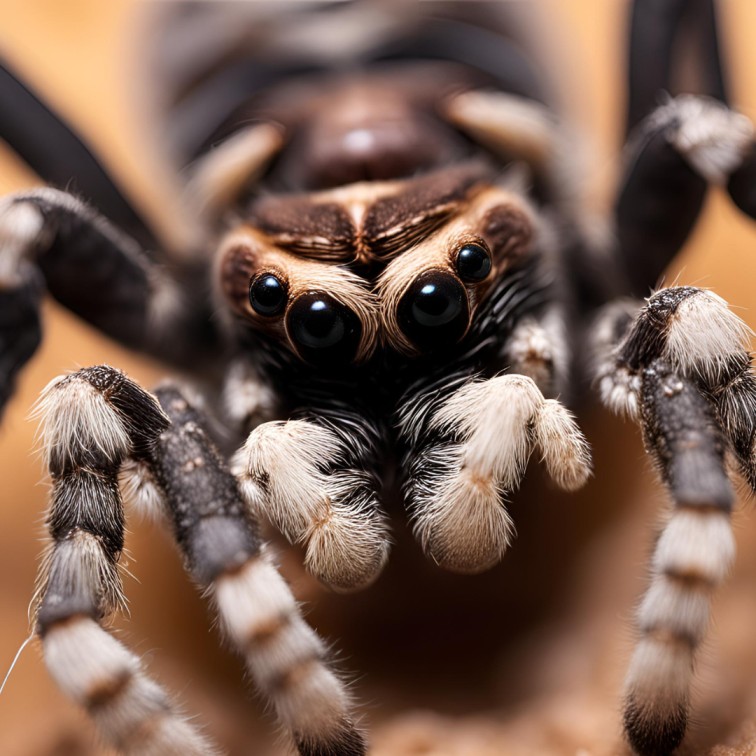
xmin=217 ymin=169 xmax=537 ymax=364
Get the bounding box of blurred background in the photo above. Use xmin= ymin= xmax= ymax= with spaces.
xmin=2 ymin=1 xmax=756 ymax=754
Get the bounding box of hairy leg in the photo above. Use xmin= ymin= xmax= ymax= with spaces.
xmin=233 ymin=398 xmax=390 ymax=592
xmin=124 ymin=384 xmax=366 ymax=756
xmin=0 ymin=189 xmax=217 ymax=414
xmin=593 ymin=286 xmax=756 ymax=754
xmin=33 ymin=366 xmax=215 ymax=755
xmin=397 ymin=369 xmax=590 ymax=574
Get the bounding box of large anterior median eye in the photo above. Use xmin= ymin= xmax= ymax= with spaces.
xmin=286 ymin=292 xmax=362 ymax=365
xmin=455 ymin=242 xmax=491 ymax=282
xmin=398 ymin=270 xmax=470 ymax=350
xmin=249 ymin=273 xmax=288 ymax=316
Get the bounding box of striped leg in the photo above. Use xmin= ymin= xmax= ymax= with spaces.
xmin=624 ymin=360 xmax=735 ymax=755
xmin=33 ymin=366 xmax=216 ymax=755
xmin=126 ymin=385 xmax=366 ymax=756
xmin=592 ymin=286 xmax=756 ymax=754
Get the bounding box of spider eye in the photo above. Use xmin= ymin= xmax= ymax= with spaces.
xmin=455 ymin=243 xmax=491 ymax=282
xmin=398 ymin=270 xmax=469 ymax=351
xmin=249 ymin=274 xmax=287 ymax=316
xmin=287 ymin=292 xmax=361 ymax=365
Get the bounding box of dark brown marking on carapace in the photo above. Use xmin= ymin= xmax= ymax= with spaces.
xmin=481 ymin=203 xmax=534 ymax=263
xmin=246 ymin=163 xmax=491 ymax=266
xmin=362 ymin=162 xmax=491 ymax=260
xmin=219 ymin=242 xmax=260 ymax=316
xmin=248 ymin=199 xmax=355 ymax=262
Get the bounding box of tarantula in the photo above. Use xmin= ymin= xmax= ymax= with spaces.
xmin=2 ymin=1 xmax=756 ymax=754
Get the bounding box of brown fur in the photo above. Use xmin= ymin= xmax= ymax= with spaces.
xmin=246 ymin=162 xmax=490 ymax=265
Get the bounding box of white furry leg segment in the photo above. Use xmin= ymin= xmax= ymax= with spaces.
xmin=623 ymin=359 xmax=735 ymax=756
xmin=603 ymin=287 xmax=756 ymax=491
xmin=614 ymin=286 xmax=751 ymax=385
xmin=44 ymin=617 xmax=214 ymax=755
xmin=214 ymin=557 xmax=366 ymax=756
xmin=405 ymin=375 xmax=590 ymax=573
xmin=596 ymin=287 xmax=754 ymax=414
xmin=651 ymin=95 xmax=753 ymax=185
xmin=234 ymin=418 xmax=389 ymax=592
xmin=33 ymin=367 xmax=214 ymax=754
xmin=144 ymin=386 xmax=366 ymax=756
xmin=221 ymin=356 xmax=279 ymax=435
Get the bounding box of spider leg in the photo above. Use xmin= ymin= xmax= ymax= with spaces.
xmin=617 ymin=0 xmax=756 ymax=299
xmin=124 ymin=384 xmax=366 ymax=756
xmin=220 ymin=355 xmax=281 ymax=436
xmin=397 ymin=368 xmax=590 ymax=574
xmin=33 ymin=366 xmax=216 ymax=755
xmin=625 ymin=359 xmax=734 ymax=756
xmin=0 ymin=252 xmax=43 ymax=414
xmin=615 ymin=96 xmax=753 ymax=298
xmin=626 ymin=0 xmax=728 ymax=134
xmin=593 ymin=286 xmax=756 ymax=754
xmin=501 ymin=304 xmax=570 ymax=397
xmin=0 ymin=59 xmax=156 ymax=247
xmin=0 ymin=189 xmax=216 ymax=414
xmin=232 ymin=396 xmax=390 ymax=593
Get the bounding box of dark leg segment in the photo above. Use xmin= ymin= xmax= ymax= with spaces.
xmin=627 ymin=0 xmax=728 ymax=133
xmin=624 ymin=359 xmax=734 ymax=756
xmin=0 ymin=59 xmax=156 ymax=247
xmin=592 ymin=287 xmax=756 ymax=754
xmin=33 ymin=366 xmax=214 ymax=754
xmin=0 ymin=266 xmax=42 ymax=416
xmin=133 ymin=384 xmax=367 ymax=756
xmin=727 ymin=142 xmax=756 ymax=220
xmin=0 ymin=189 xmax=217 ymax=414
xmin=618 ymin=0 xmax=755 ymax=298
xmin=616 ymin=98 xmax=752 ymax=298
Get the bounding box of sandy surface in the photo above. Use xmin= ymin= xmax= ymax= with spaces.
xmin=2 ymin=2 xmax=756 ymax=755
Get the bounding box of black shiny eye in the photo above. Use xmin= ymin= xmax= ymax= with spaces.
xmin=455 ymin=243 xmax=491 ymax=282
xmin=287 ymin=292 xmax=362 ymax=366
xmin=249 ymin=274 xmax=287 ymax=317
xmin=398 ymin=270 xmax=470 ymax=351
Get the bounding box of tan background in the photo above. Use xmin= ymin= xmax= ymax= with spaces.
xmin=1 ymin=2 xmax=756 ymax=754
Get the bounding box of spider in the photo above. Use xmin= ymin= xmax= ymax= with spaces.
xmin=1 ymin=1 xmax=756 ymax=755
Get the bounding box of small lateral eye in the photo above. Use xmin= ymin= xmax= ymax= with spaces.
xmin=455 ymin=243 xmax=491 ymax=283
xmin=249 ymin=273 xmax=288 ymax=316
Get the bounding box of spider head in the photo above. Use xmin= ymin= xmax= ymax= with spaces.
xmin=217 ymin=172 xmax=537 ymax=367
